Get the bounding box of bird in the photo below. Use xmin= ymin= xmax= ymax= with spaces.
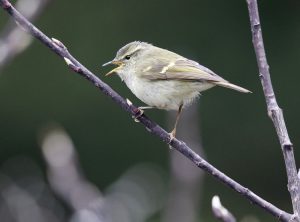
xmin=103 ymin=41 xmax=251 ymax=137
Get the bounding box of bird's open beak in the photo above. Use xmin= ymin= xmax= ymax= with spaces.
xmin=102 ymin=60 xmax=123 ymax=76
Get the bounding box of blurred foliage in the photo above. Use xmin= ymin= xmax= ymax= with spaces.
xmin=0 ymin=0 xmax=300 ymax=221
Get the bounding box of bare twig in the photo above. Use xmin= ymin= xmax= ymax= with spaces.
xmin=246 ymin=0 xmax=300 ymax=219
xmin=0 ymin=1 xmax=294 ymax=221
xmin=212 ymin=196 xmax=236 ymax=222
xmin=0 ymin=0 xmax=51 ymax=71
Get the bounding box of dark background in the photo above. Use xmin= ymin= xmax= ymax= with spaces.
xmin=0 ymin=0 xmax=300 ymax=221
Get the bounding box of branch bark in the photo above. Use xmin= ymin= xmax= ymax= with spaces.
xmin=246 ymin=0 xmax=300 ymax=220
xmin=0 ymin=1 xmax=294 ymax=221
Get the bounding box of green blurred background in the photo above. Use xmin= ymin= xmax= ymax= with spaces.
xmin=0 ymin=0 xmax=300 ymax=221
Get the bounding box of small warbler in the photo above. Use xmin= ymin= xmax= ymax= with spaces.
xmin=103 ymin=41 xmax=251 ymax=137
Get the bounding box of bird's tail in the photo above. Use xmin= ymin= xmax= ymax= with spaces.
xmin=215 ymin=81 xmax=252 ymax=93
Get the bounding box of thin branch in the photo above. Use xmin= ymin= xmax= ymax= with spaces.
xmin=212 ymin=196 xmax=236 ymax=222
xmin=0 ymin=0 xmax=51 ymax=71
xmin=0 ymin=1 xmax=294 ymax=221
xmin=246 ymin=0 xmax=300 ymax=219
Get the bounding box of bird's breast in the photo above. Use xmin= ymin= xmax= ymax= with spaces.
xmin=123 ymin=76 xmax=212 ymax=110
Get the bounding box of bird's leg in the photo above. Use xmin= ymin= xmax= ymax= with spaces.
xmin=170 ymin=104 xmax=183 ymax=138
xmin=132 ymin=106 xmax=154 ymax=122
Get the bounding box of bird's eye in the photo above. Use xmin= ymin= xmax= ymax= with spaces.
xmin=125 ymin=55 xmax=131 ymax=60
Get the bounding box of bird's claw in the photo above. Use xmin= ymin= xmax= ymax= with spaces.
xmin=167 ymin=131 xmax=176 ymax=149
xmin=132 ymin=107 xmax=144 ymax=122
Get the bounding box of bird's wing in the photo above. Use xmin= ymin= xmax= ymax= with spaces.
xmin=140 ymin=58 xmax=228 ymax=83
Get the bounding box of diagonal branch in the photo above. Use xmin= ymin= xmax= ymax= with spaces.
xmin=0 ymin=0 xmax=294 ymax=221
xmin=246 ymin=0 xmax=300 ymax=219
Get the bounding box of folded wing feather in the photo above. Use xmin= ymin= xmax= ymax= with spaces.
xmin=140 ymin=58 xmax=251 ymax=93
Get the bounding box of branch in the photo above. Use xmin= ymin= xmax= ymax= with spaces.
xmin=0 ymin=1 xmax=293 ymax=221
xmin=0 ymin=0 xmax=51 ymax=71
xmin=246 ymin=0 xmax=300 ymax=219
xmin=212 ymin=196 xmax=236 ymax=222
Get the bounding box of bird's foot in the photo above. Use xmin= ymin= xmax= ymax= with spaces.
xmin=167 ymin=130 xmax=176 ymax=149
xmin=131 ymin=106 xmax=153 ymax=122
xmin=132 ymin=107 xmax=144 ymax=122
